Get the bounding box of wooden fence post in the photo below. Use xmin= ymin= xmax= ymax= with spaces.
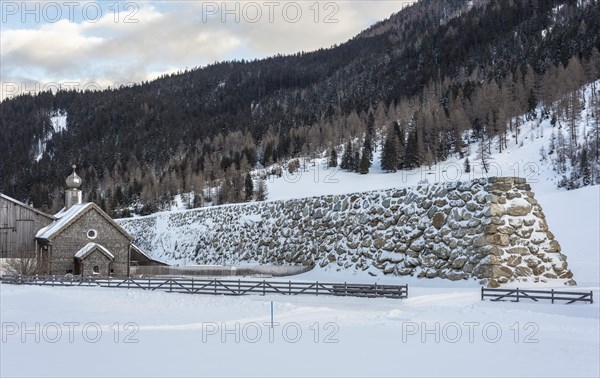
xmin=316 ymin=281 xmax=319 ymax=296
xmin=516 ymin=288 xmax=520 ymax=302
xmin=551 ymin=289 xmax=555 ymax=304
xmin=481 ymin=286 xmax=484 ymax=301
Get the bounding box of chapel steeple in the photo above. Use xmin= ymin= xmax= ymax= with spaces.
xmin=65 ymin=164 xmax=83 ymax=210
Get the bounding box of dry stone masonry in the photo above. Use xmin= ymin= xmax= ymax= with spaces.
xmin=118 ymin=178 xmax=575 ymax=287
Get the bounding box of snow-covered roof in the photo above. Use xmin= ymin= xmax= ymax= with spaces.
xmin=131 ymin=244 xmax=168 ymax=265
xmin=36 ymin=202 xmax=133 ymax=241
xmin=36 ymin=203 xmax=93 ymax=240
xmin=52 ymin=206 xmax=70 ymax=218
xmin=0 ymin=193 xmax=55 ymax=220
xmin=74 ymin=242 xmax=114 ymax=260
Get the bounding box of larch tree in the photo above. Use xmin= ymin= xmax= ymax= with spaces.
xmin=255 ymin=178 xmax=268 ymax=201
xmin=477 ymin=127 xmax=491 ymax=174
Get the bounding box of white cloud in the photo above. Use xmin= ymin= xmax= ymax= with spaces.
xmin=0 ymin=0 xmax=415 ymax=99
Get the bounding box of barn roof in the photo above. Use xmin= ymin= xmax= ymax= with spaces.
xmin=131 ymin=244 xmax=168 ymax=266
xmin=74 ymin=242 xmax=114 ymax=260
xmin=0 ymin=193 xmax=56 ymax=220
xmin=36 ymin=202 xmax=133 ymax=241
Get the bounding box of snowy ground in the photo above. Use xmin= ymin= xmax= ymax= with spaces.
xmin=2 ymin=186 xmax=599 ymax=377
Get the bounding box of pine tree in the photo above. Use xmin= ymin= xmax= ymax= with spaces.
xmin=527 ymin=88 xmax=538 ymax=121
xmin=340 ymin=141 xmax=353 ymax=170
xmin=362 ymin=135 xmax=373 ymax=166
xmin=366 ymin=112 xmax=375 ymax=139
xmin=328 ymin=147 xmax=338 ymax=168
xmin=381 ymin=126 xmax=398 ymax=172
xmin=394 ymin=121 xmax=406 ymax=170
xmin=592 ymin=94 xmax=600 ymax=163
xmin=358 ymin=149 xmax=370 ymax=174
xmin=352 ymin=150 xmax=360 ymax=172
xmin=579 ymin=146 xmax=591 ymax=186
xmin=555 ymin=129 xmax=568 ymax=173
xmin=114 ymin=186 xmax=124 ymax=208
xmin=404 ymin=129 xmax=419 ymax=169
xmin=464 ymin=157 xmax=471 ymax=173
xmin=244 ymin=173 xmax=254 ymax=202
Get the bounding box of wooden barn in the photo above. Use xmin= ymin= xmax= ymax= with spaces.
xmin=0 ymin=193 xmax=55 ymax=258
xmin=1 ymin=165 xmax=166 ymax=277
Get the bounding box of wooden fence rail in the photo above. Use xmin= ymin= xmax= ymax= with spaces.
xmin=0 ymin=275 xmax=408 ymax=299
xmin=481 ymin=287 xmax=593 ymax=304
xmin=130 ymin=264 xmax=313 ymax=277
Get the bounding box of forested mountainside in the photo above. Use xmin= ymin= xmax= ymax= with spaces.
xmin=1 ymin=0 xmax=600 ymax=216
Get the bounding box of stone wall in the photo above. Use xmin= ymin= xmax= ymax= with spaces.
xmin=78 ymin=248 xmax=112 ymax=277
xmin=118 ymin=178 xmax=575 ymax=287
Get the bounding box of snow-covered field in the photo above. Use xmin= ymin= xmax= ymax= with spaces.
xmin=2 ymin=186 xmax=598 ymax=377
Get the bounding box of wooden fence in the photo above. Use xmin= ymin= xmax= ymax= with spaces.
xmin=130 ymin=264 xmax=313 ymax=278
xmin=1 ymin=275 xmax=408 ymax=299
xmin=481 ymin=287 xmax=593 ymax=304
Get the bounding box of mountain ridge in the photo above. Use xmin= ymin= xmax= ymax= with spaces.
xmin=1 ymin=0 xmax=599 ymax=217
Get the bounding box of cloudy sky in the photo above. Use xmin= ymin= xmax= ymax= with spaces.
xmin=1 ymin=1 xmax=414 ymax=99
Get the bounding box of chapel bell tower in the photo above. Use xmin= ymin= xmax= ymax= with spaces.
xmin=65 ymin=164 xmax=83 ymax=210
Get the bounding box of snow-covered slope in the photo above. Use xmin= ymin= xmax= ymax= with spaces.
xmin=35 ymin=111 xmax=67 ymax=161
xmin=265 ymin=82 xmax=600 ymax=201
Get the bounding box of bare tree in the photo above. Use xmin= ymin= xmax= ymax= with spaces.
xmin=3 ymin=248 xmax=39 ymax=276
xmin=477 ymin=126 xmax=491 ymax=174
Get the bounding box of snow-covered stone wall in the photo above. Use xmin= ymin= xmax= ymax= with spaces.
xmin=118 ymin=178 xmax=575 ymax=287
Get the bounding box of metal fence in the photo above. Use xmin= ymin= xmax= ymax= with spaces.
xmin=481 ymin=287 xmax=593 ymax=304
xmin=1 ymin=274 xmax=409 ymax=299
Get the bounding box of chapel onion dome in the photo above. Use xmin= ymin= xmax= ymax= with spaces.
xmin=66 ymin=165 xmax=82 ymax=189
